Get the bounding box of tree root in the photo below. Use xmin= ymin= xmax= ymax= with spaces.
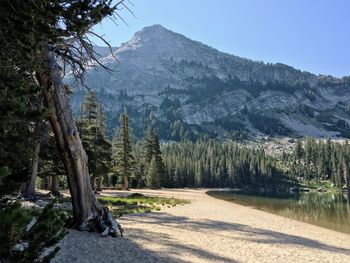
xmin=76 ymin=206 xmax=123 ymax=237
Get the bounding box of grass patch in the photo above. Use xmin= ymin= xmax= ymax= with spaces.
xmin=98 ymin=193 xmax=189 ymax=217
xmin=55 ymin=193 xmax=190 ymax=218
xmin=299 ymin=180 xmax=337 ymax=191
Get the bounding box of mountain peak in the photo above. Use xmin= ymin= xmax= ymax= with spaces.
xmin=140 ymin=24 xmax=168 ymax=32
xmin=134 ymin=24 xmax=176 ymax=41
xmin=71 ymin=25 xmax=350 ymax=140
xmin=116 ymin=24 xmax=190 ymax=56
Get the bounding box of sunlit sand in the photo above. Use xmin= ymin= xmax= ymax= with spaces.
xmin=53 ymin=189 xmax=350 ymax=263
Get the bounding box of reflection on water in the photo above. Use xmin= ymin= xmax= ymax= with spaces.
xmin=207 ymin=190 xmax=350 ymax=234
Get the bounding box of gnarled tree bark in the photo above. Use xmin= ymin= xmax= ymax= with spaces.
xmin=37 ymin=43 xmax=122 ymax=237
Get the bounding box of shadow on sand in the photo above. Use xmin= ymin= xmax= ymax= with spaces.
xmin=125 ymin=212 xmax=350 ymax=257
xmin=53 ymin=212 xmax=349 ymax=263
xmin=52 ymin=228 xmax=238 ymax=263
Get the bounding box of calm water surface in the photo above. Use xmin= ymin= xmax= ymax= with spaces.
xmin=207 ymin=190 xmax=350 ymax=234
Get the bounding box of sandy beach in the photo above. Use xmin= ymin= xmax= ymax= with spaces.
xmin=53 ymin=189 xmax=350 ymax=263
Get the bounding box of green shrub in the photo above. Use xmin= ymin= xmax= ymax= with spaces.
xmin=0 ymin=202 xmax=35 ymax=259
xmin=0 ymin=201 xmax=68 ymax=262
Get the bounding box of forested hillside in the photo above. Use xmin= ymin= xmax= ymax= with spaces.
xmin=286 ymin=138 xmax=350 ymax=189
xmin=161 ymin=140 xmax=283 ymax=188
xmin=159 ymin=138 xmax=350 ymax=191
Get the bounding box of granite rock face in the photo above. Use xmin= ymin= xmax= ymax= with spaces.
xmin=67 ymin=25 xmax=350 ymax=140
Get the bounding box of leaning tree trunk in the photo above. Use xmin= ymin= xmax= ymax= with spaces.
xmin=37 ymin=43 xmax=122 ymax=237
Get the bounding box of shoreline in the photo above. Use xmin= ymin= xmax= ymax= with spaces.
xmin=206 ymin=189 xmax=350 ymax=235
xmin=53 ymin=188 xmax=350 ymax=263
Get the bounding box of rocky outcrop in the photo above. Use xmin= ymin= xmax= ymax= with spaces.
xmin=66 ymin=25 xmax=350 ymax=140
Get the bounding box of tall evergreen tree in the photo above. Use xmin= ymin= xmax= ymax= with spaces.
xmin=152 ymin=134 xmax=166 ymax=186
xmin=143 ymin=128 xmax=156 ymax=166
xmin=77 ymin=92 xmax=112 ymax=191
xmin=142 ymin=128 xmax=165 ymax=188
xmin=146 ymin=156 xmax=160 ymax=189
xmin=0 ymin=57 xmax=43 ymax=196
xmin=112 ymin=113 xmax=135 ymax=189
xmin=342 ymin=160 xmax=349 ymax=190
xmin=294 ymin=139 xmax=304 ymax=162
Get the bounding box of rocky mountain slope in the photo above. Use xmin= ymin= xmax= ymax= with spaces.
xmin=67 ymin=24 xmax=350 ymax=140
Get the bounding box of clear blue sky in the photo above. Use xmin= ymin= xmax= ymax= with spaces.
xmin=93 ymin=0 xmax=350 ymax=77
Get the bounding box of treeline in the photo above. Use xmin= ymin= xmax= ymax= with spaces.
xmin=161 ymin=140 xmax=284 ymax=188
xmin=285 ymin=138 xmax=350 ymax=189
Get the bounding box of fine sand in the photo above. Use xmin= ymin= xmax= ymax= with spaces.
xmin=53 ymin=189 xmax=350 ymax=263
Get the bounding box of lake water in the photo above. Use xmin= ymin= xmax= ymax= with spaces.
xmin=207 ymin=190 xmax=350 ymax=234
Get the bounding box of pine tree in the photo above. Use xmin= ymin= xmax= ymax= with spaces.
xmin=342 ymin=160 xmax=349 ymax=190
xmin=142 ymin=128 xmax=165 ymax=188
xmin=94 ymin=104 xmax=112 ymax=190
xmin=152 ymin=134 xmax=165 ymax=186
xmin=195 ymin=162 xmax=204 ymax=187
xmin=112 ymin=113 xmax=135 ymax=189
xmin=143 ymin=128 xmax=156 ymax=166
xmin=0 ymin=63 xmax=42 ymax=196
xmin=77 ymin=93 xmax=112 ymax=191
xmin=294 ymin=140 xmax=304 ymax=162
xmin=132 ymin=142 xmax=147 ymax=188
xmin=146 ymin=156 xmax=160 ymax=189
